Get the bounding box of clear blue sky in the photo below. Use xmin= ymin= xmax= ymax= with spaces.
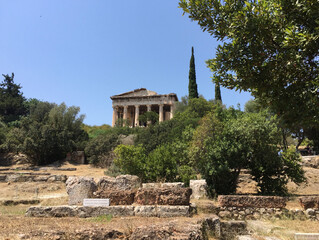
xmin=0 ymin=0 xmax=252 ymax=126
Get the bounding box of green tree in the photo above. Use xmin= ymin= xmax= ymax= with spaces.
xmin=179 ymin=0 xmax=319 ymax=149
xmin=188 ymin=47 xmax=199 ymax=99
xmin=3 ymin=102 xmax=88 ymax=165
xmin=215 ymin=82 xmax=222 ymax=102
xmin=189 ymin=108 xmax=305 ymax=196
xmin=0 ymin=73 xmax=26 ymax=123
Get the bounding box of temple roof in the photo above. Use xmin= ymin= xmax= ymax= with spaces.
xmin=110 ymin=88 xmax=178 ymax=101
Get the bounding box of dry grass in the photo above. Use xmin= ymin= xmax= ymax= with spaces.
xmin=248 ymin=219 xmax=319 ymax=240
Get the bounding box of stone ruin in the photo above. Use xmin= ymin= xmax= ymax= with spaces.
xmin=24 ymin=175 xmax=319 ymax=239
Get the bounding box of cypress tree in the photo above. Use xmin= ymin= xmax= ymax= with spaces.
xmin=188 ymin=47 xmax=199 ymax=99
xmin=215 ymin=82 xmax=222 ymax=102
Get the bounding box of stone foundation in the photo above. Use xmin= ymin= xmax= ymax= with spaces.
xmin=214 ymin=206 xmax=319 ymax=221
xmin=0 ymin=174 xmax=67 ymax=183
xmin=26 ymin=205 xmax=192 ymax=218
xmin=218 ymin=195 xmax=287 ymax=208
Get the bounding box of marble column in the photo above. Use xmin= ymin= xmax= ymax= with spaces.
xmin=147 ymin=105 xmax=151 ymax=126
xmin=170 ymin=104 xmax=174 ymax=120
xmin=123 ymin=106 xmax=128 ymax=126
xmin=112 ymin=107 xmax=117 ymax=127
xmin=135 ymin=105 xmax=139 ymax=127
xmin=159 ymin=104 xmax=164 ymax=122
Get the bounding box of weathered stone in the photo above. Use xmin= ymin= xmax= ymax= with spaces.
xmin=190 ymin=179 xmax=208 ymax=199
xmin=98 ymin=206 xmax=135 ymax=217
xmin=219 ymin=211 xmax=232 ymax=219
xmin=142 ymin=183 xmax=161 ymax=188
xmin=93 ymin=190 xmax=136 ymax=205
xmin=134 ymin=205 xmax=157 ymax=217
xmin=25 ymin=205 xmax=189 ymax=218
xmin=299 ymin=196 xmax=319 ymax=209
xmin=220 ymin=221 xmax=248 ymax=240
xmin=66 ymin=176 xmax=97 ymax=205
xmin=161 ymin=182 xmax=185 ymax=188
xmin=97 ymin=175 xmax=141 ymax=191
xmin=306 ymin=208 xmax=316 ymax=216
xmin=156 ymin=206 xmax=190 ymax=217
xmin=0 ymin=175 xmax=6 ymax=182
xmin=199 ymin=215 xmax=221 ymax=237
xmin=301 ymin=156 xmax=319 ymax=169
xmin=129 ymin=219 xmax=204 ymax=240
xmin=218 ymin=195 xmax=287 ymax=208
xmin=134 ymin=187 xmax=192 ymax=205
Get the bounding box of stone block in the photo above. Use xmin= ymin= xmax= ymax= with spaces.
xmin=66 ymin=176 xmax=97 ymax=205
xmin=295 ymin=233 xmax=319 ymax=240
xmin=0 ymin=175 xmax=6 ymax=182
xmin=134 ymin=187 xmax=192 ymax=205
xmin=218 ymin=195 xmax=287 ymax=208
xmin=190 ymin=179 xmax=208 ymax=199
xmin=220 ymin=221 xmax=248 ymax=240
xmin=299 ymin=196 xmax=319 ymax=210
xmin=134 ymin=205 xmax=157 ymax=217
xmin=156 ymin=206 xmax=190 ymax=217
xmin=97 ymin=175 xmax=141 ymax=191
xmin=161 ymin=182 xmax=185 ymax=188
xmin=98 ymin=206 xmax=135 ymax=217
xmin=93 ymin=190 xmax=136 ymax=205
xmin=83 ymin=198 xmax=110 ymax=207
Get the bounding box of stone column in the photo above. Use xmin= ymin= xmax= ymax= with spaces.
xmin=159 ymin=104 xmax=164 ymax=122
xmin=170 ymin=104 xmax=174 ymax=120
xmin=147 ymin=105 xmax=151 ymax=126
xmin=123 ymin=106 xmax=128 ymax=126
xmin=135 ymin=105 xmax=139 ymax=127
xmin=112 ymin=107 xmax=117 ymax=127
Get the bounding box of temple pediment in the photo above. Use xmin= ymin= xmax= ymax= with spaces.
xmin=111 ymin=88 xmax=157 ymax=99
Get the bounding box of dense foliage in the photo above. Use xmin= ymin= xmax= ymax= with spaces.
xmin=179 ymin=0 xmax=319 ymax=150
xmin=0 ymin=73 xmax=26 ymax=124
xmin=2 ymin=101 xmax=88 ymax=165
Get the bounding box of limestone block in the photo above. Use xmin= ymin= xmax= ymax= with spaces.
xmin=218 ymin=195 xmax=287 ymax=208
xmin=156 ymin=206 xmax=190 ymax=217
xmin=129 ymin=220 xmax=204 ymax=240
xmin=134 ymin=187 xmax=192 ymax=205
xmin=98 ymin=206 xmax=135 ymax=217
xmin=134 ymin=206 xmax=157 ymax=217
xmin=93 ymin=190 xmax=136 ymax=205
xmin=97 ymin=175 xmax=141 ymax=191
xmin=161 ymin=182 xmax=185 ymax=188
xmin=66 ymin=176 xmax=97 ymax=205
xmin=142 ymin=183 xmax=161 ymax=188
xmin=299 ymin=196 xmax=319 ymax=209
xmin=190 ymin=179 xmax=208 ymax=199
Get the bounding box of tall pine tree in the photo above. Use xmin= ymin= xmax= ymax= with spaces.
xmin=188 ymin=47 xmax=199 ymax=99
xmin=215 ymin=82 xmax=222 ymax=102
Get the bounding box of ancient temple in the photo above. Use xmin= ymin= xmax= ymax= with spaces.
xmin=110 ymin=88 xmax=178 ymax=127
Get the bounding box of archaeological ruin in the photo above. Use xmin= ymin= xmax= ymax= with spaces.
xmin=110 ymin=88 xmax=178 ymax=127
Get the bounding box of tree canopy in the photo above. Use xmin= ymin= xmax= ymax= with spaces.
xmin=179 ymin=0 xmax=319 ymax=148
xmin=0 ymin=73 xmax=26 ymax=123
